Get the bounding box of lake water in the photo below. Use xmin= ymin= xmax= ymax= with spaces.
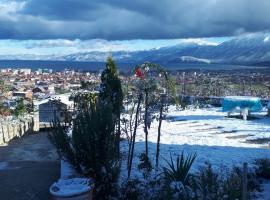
xmin=0 ymin=60 xmax=266 ymax=72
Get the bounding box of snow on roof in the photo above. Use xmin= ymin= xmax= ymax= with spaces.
xmin=34 ymin=93 xmax=73 ymax=107
xmin=224 ymin=96 xmax=261 ymax=101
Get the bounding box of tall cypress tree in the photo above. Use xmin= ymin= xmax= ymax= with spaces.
xmin=99 ymin=56 xmax=123 ymax=157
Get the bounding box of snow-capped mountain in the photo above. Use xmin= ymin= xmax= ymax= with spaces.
xmin=206 ymin=32 xmax=270 ymax=64
xmin=180 ymin=56 xmax=211 ymax=64
xmin=0 ymin=54 xmax=60 ymax=61
xmin=1 ymin=32 xmax=270 ymax=65
xmin=57 ymin=32 xmax=270 ymax=65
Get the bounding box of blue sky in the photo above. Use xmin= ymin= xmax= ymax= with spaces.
xmin=0 ymin=0 xmax=269 ymax=56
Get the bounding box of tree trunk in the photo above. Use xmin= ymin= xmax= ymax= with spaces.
xmin=117 ymin=115 xmax=121 ymax=158
xmin=242 ymin=162 xmax=248 ymax=200
xmin=156 ymin=96 xmax=164 ymax=167
xmin=128 ymin=93 xmax=142 ymax=178
xmin=127 ymin=138 xmax=132 ymax=170
xmin=127 ymin=104 xmax=135 ymax=169
xmin=144 ymin=90 xmax=149 ymax=156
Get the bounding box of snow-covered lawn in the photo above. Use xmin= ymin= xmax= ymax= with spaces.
xmin=0 ymin=162 xmax=9 ymax=170
xmin=256 ymin=180 xmax=270 ymax=200
xmin=120 ymin=106 xmax=270 ymax=178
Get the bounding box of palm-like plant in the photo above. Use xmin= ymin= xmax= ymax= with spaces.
xmin=163 ymin=151 xmax=197 ymax=184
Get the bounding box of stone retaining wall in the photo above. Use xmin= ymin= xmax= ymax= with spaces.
xmin=0 ymin=115 xmax=36 ymax=144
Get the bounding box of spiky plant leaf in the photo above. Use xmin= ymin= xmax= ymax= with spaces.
xmin=163 ymin=151 xmax=197 ymax=184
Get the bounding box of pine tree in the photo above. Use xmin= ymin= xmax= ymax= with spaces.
xmin=99 ymin=56 xmax=123 ymax=157
xmin=15 ymin=98 xmax=26 ymax=117
xmin=49 ymin=93 xmax=120 ymax=200
xmin=100 ymin=56 xmax=123 ymax=116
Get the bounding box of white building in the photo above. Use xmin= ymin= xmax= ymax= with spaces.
xmin=19 ymin=68 xmax=31 ymax=75
xmin=35 ymin=94 xmax=73 ymax=123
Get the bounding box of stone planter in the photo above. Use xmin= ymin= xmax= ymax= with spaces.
xmin=50 ymin=178 xmax=94 ymax=200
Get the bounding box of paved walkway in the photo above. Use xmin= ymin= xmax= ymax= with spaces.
xmin=0 ymin=132 xmax=60 ymax=200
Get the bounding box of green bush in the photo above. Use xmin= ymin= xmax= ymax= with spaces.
xmin=191 ymin=165 xmax=259 ymax=200
xmin=49 ymin=57 xmax=123 ymax=200
xmin=49 ymin=100 xmax=120 ymax=200
xmin=138 ymin=153 xmax=153 ymax=179
xmin=191 ymin=164 xmax=221 ymax=200
xmin=119 ymin=179 xmax=142 ymax=200
xmin=48 ymin=121 xmax=79 ymax=171
xmin=14 ymin=98 xmax=26 ymax=117
xmin=119 ymin=161 xmax=262 ymax=200
xmin=163 ymin=152 xmax=196 ymax=184
xmin=222 ymin=168 xmax=242 ymax=200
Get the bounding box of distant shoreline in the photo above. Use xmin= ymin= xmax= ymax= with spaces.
xmin=0 ymin=59 xmax=267 ymax=72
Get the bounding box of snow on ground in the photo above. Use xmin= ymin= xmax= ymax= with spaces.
xmin=256 ymin=180 xmax=270 ymax=200
xmin=0 ymin=162 xmax=9 ymax=170
xmin=120 ymin=106 xmax=270 ymax=179
xmin=155 ymin=106 xmax=270 ymax=148
xmin=60 ymin=159 xmax=79 ymax=180
xmin=50 ymin=178 xmax=93 ymax=197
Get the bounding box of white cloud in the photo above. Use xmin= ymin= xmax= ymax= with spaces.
xmin=176 ymin=39 xmax=219 ymax=46
xmin=25 ymin=39 xmax=77 ymax=48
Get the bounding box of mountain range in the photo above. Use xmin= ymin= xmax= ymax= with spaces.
xmin=1 ymin=32 xmax=270 ymax=66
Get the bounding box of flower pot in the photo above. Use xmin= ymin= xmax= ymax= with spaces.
xmin=50 ymin=178 xmax=94 ymax=200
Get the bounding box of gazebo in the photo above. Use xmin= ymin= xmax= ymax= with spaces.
xmin=222 ymin=96 xmax=263 ymax=120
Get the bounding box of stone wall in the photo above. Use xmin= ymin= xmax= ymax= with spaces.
xmin=0 ymin=115 xmax=37 ymax=144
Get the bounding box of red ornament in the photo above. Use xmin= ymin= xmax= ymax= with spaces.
xmin=135 ymin=68 xmax=143 ymax=78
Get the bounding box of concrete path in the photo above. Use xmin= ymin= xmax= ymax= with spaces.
xmin=0 ymin=132 xmax=60 ymax=200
